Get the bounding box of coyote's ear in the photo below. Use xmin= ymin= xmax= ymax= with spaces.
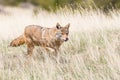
xmin=65 ymin=23 xmax=70 ymax=29
xmin=56 ymin=23 xmax=61 ymax=29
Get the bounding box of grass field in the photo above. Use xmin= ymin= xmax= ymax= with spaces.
xmin=0 ymin=6 xmax=120 ymax=80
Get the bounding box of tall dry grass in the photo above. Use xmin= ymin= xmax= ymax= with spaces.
xmin=0 ymin=6 xmax=120 ymax=80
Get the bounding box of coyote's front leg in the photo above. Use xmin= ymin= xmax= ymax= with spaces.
xmin=45 ymin=47 xmax=59 ymax=57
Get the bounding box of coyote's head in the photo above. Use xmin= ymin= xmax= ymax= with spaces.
xmin=55 ymin=23 xmax=70 ymax=42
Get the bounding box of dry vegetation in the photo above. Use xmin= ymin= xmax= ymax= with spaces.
xmin=0 ymin=6 xmax=120 ymax=80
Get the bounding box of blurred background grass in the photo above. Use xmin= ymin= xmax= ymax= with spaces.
xmin=0 ymin=0 xmax=120 ymax=12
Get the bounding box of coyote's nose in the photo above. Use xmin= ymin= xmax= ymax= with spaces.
xmin=64 ymin=38 xmax=69 ymax=42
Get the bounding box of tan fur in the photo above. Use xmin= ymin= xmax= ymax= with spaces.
xmin=10 ymin=23 xmax=70 ymax=56
xmin=10 ymin=35 xmax=25 ymax=47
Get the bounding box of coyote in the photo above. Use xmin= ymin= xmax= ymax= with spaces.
xmin=10 ymin=23 xmax=70 ymax=56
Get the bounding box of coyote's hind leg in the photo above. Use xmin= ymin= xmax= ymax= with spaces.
xmin=26 ymin=43 xmax=34 ymax=56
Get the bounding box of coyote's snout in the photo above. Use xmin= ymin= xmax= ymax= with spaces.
xmin=10 ymin=23 xmax=70 ymax=56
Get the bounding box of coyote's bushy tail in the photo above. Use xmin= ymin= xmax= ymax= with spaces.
xmin=10 ymin=35 xmax=25 ymax=47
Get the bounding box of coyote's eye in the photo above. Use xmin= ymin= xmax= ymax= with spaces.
xmin=66 ymin=32 xmax=68 ymax=35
